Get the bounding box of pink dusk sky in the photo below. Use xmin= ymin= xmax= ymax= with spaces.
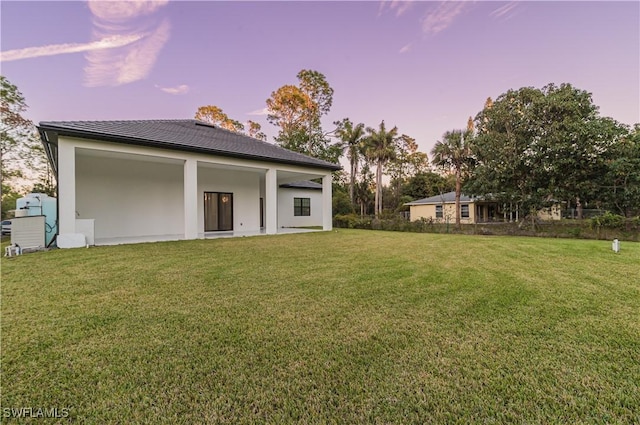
xmin=1 ymin=1 xmax=639 ymax=157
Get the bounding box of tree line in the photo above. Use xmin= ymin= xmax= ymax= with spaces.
xmin=440 ymin=84 xmax=639 ymax=225
xmin=194 ymin=69 xmax=450 ymax=219
xmin=3 ymin=72 xmax=638 ymax=223
xmin=196 ymin=71 xmax=638 ymax=223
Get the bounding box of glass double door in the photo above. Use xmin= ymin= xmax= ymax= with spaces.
xmin=204 ymin=192 xmax=233 ymax=231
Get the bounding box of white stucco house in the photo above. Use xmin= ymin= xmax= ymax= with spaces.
xmin=38 ymin=120 xmax=340 ymax=245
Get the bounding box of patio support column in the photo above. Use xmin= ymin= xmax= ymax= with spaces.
xmin=58 ymin=139 xmax=76 ymax=235
xmin=322 ymin=173 xmax=332 ymax=231
xmin=184 ymin=159 xmax=198 ymax=239
xmin=265 ymin=168 xmax=278 ymax=234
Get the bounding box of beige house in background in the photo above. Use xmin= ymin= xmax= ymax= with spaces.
xmin=537 ymin=205 xmax=562 ymax=221
xmin=405 ymin=191 xmax=563 ymax=223
xmin=405 ymin=192 xmax=500 ymax=224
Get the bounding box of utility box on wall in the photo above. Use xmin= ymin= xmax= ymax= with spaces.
xmin=11 ymin=215 xmax=45 ymax=249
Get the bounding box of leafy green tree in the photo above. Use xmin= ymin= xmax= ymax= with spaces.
xmin=1 ymin=184 xmax=20 ymax=220
xmin=335 ymin=118 xmax=365 ymax=205
xmin=355 ymin=163 xmax=375 ymax=217
xmin=266 ymin=85 xmax=308 ymax=140
xmin=469 ymin=86 xmax=545 ymax=218
xmin=402 ymin=171 xmax=454 ymax=201
xmin=469 ymin=83 xmax=627 ymax=219
xmin=365 ymin=121 xmax=398 ymax=217
xmin=195 ymin=105 xmax=245 ymax=132
xmin=1 ymin=76 xmax=33 ymax=189
xmin=431 ymin=129 xmax=474 ymax=227
xmin=385 ymin=134 xmax=430 ymax=212
xmin=388 ymin=134 xmax=429 ymax=180
xmin=246 ymin=120 xmax=266 ymax=141
xmin=332 ymin=182 xmax=354 ymax=216
xmin=266 ymin=70 xmax=340 ymax=162
xmin=533 ymin=84 xmax=627 ymax=217
xmin=1 ymin=75 xmax=51 ymax=218
xmin=466 ymin=116 xmax=474 ymax=133
xmin=297 ymin=69 xmax=333 ymax=118
xmin=602 ymin=124 xmax=640 ymax=217
xmin=195 ymin=106 xmax=268 ymax=142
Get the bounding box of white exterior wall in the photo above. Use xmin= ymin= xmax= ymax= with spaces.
xmin=76 ymin=154 xmax=184 ymax=244
xmin=58 ymin=136 xmax=334 ymax=245
xmin=197 ymin=167 xmax=261 ymax=235
xmin=277 ymin=188 xmax=323 ymax=228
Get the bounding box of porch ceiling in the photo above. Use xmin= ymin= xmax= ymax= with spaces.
xmin=76 ymin=147 xmax=183 ymax=165
xmin=76 ymin=147 xmax=327 ymax=186
xmin=276 ymin=170 xmax=326 ymax=184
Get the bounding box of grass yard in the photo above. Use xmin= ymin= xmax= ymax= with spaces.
xmin=1 ymin=230 xmax=639 ymax=423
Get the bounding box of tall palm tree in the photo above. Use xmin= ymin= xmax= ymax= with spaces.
xmin=335 ymin=119 xmax=366 ymax=206
xmin=431 ymin=129 xmax=473 ymax=227
xmin=365 ymin=120 xmax=399 ymax=217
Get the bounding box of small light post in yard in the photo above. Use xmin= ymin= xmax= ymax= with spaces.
xmin=612 ymin=239 xmax=620 ymax=253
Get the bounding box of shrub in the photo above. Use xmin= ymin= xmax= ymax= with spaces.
xmin=590 ymin=212 xmax=625 ymax=229
xmin=566 ymin=227 xmax=583 ymax=238
xmin=333 ymin=214 xmax=358 ymax=229
xmin=333 ymin=214 xmax=372 ymax=229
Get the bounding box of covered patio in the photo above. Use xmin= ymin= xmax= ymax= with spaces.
xmin=38 ymin=120 xmax=340 ymax=246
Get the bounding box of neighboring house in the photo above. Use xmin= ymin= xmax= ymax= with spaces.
xmin=278 ymin=181 xmax=323 ymax=228
xmin=405 ymin=191 xmax=501 ymax=224
xmin=38 ymin=120 xmax=340 ymax=245
xmin=405 ymin=191 xmax=564 ymax=223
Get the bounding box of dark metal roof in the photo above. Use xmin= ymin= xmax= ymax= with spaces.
xmin=37 ymin=119 xmax=341 ymax=171
xmin=405 ymin=191 xmax=476 ymax=206
xmin=279 ymin=180 xmax=323 ymax=190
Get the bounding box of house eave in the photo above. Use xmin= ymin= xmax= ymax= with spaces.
xmin=37 ymin=124 xmax=342 ymax=172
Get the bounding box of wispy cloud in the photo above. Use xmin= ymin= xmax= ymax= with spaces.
xmin=0 ymin=34 xmax=143 ymax=62
xmin=399 ymin=43 xmax=412 ymax=54
xmin=0 ymin=0 xmax=171 ymax=87
xmin=156 ymin=84 xmax=189 ymax=95
xmin=247 ymin=108 xmax=269 ymax=116
xmin=378 ymin=0 xmax=415 ymax=17
xmin=87 ymin=0 xmax=169 ymax=22
xmin=391 ymin=0 xmax=414 ymax=17
xmin=84 ymin=1 xmax=171 ymax=87
xmin=421 ymin=1 xmax=469 ymax=35
xmin=490 ymin=1 xmax=519 ymax=20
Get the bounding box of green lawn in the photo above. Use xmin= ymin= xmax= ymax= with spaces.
xmin=2 ymin=230 xmax=639 ymax=423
